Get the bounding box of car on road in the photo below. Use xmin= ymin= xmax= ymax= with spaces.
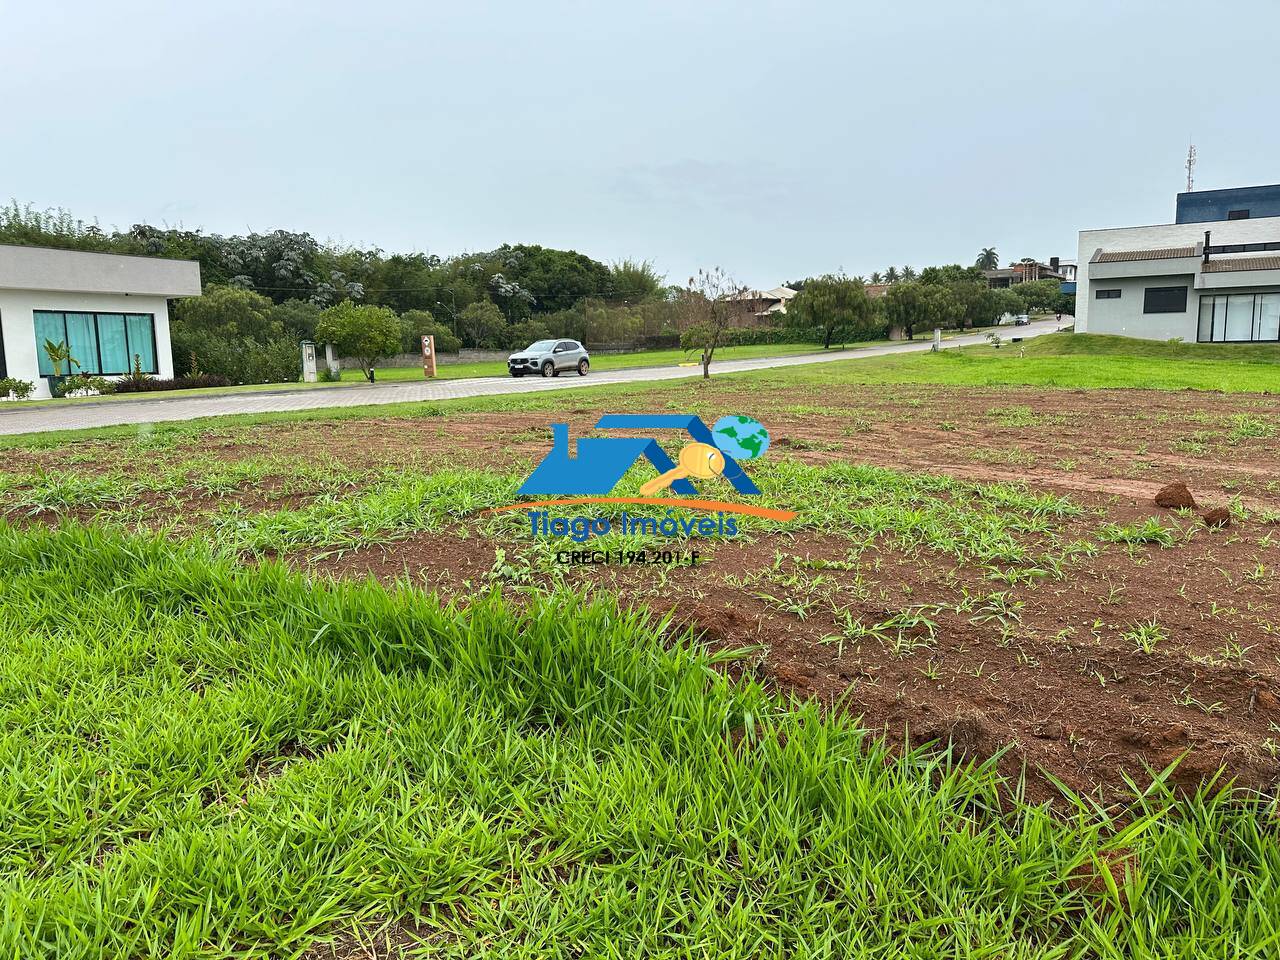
xmin=1013 ymin=315 xmax=1031 ymax=326
xmin=508 ymin=339 xmax=590 ymax=378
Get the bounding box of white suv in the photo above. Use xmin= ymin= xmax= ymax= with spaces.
xmin=507 ymin=339 xmax=590 ymax=378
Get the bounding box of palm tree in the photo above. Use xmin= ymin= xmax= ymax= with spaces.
xmin=900 ymin=265 xmax=917 ymax=281
xmin=975 ymin=247 xmax=999 ymax=270
xmin=869 ymin=271 xmax=884 ymax=285
xmin=884 ymin=266 xmax=900 ymax=284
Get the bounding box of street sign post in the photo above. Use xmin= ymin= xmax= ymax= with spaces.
xmin=421 ymin=334 xmax=437 ymax=379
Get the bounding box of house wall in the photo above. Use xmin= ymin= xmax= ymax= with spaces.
xmin=0 ymin=289 xmax=175 ymax=398
xmin=1082 ymin=274 xmax=1198 ymax=340
xmin=1076 ymin=215 xmax=1280 ymax=333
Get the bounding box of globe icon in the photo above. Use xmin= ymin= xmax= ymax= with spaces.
xmin=711 ymin=415 xmax=770 ymax=461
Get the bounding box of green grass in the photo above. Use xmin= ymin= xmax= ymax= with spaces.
xmin=2 ymin=523 xmax=1279 ymax=957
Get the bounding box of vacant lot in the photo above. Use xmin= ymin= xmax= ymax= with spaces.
xmin=2 ymin=335 xmax=1279 ymax=956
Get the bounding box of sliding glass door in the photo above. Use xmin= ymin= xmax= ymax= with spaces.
xmin=1197 ymin=293 xmax=1280 ymax=343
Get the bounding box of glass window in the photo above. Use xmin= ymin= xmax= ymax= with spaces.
xmin=33 ymin=312 xmax=65 ymax=375
xmin=1197 ymin=297 xmax=1214 ymax=342
xmin=125 ymin=315 xmax=157 ymax=373
xmin=1095 ymin=288 xmax=1121 ymax=300
xmin=1225 ymin=295 xmax=1255 ymax=341
xmin=1258 ymin=294 xmax=1280 ymax=342
xmin=30 ymin=310 xmax=157 ymax=377
xmin=65 ymin=313 xmax=99 ymax=374
xmin=1143 ymin=286 xmax=1188 ymax=314
xmin=97 ymin=314 xmax=129 ymax=373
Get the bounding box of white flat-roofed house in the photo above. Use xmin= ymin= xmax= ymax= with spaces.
xmin=0 ymin=244 xmax=202 ymax=398
xmin=1076 ymin=215 xmax=1280 ymax=344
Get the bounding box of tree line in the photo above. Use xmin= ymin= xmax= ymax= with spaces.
xmin=2 ymin=202 xmax=1073 ymax=385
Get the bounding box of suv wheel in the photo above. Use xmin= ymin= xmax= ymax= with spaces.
xmin=577 ymin=358 xmax=589 ymax=376
xmin=541 ymin=360 xmax=554 ymax=378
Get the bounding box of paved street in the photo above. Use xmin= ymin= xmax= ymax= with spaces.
xmin=0 ymin=321 xmax=1062 ymax=436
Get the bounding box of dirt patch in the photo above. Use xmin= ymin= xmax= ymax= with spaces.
xmin=8 ymin=381 xmax=1280 ymax=803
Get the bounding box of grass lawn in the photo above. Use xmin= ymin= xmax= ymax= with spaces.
xmin=4 ymin=330 xmax=1280 ymax=955
xmin=3 ymin=523 xmax=1277 ymax=957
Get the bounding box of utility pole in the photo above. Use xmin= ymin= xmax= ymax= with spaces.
xmin=1185 ymin=141 xmax=1196 ymax=192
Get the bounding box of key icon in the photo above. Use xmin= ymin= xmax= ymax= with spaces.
xmin=639 ymin=442 xmax=726 ymax=496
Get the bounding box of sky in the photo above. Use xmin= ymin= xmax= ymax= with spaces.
xmin=3 ymin=0 xmax=1279 ymax=289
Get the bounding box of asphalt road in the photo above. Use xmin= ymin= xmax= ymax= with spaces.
xmin=0 ymin=320 xmax=1063 ymax=436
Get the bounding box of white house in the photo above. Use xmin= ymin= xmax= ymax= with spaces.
xmin=0 ymin=244 xmax=202 ymax=397
xmin=1076 ymin=214 xmax=1280 ymax=343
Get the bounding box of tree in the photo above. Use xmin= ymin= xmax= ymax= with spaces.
xmin=882 ymin=282 xmax=926 ymax=340
xmin=608 ymin=259 xmax=665 ymax=302
xmin=976 ymin=247 xmax=999 ymax=270
xmin=900 ymin=265 xmax=917 ymax=281
xmin=884 ymin=266 xmax=899 ymax=285
xmin=172 ymin=285 xmax=278 ymax=342
xmin=316 ymin=303 xmax=402 ymax=382
xmin=398 ymin=309 xmax=461 ymax=354
xmin=785 ymin=275 xmax=875 ymax=348
xmin=683 ymin=268 xmax=754 ymax=380
xmin=459 ymin=300 xmax=509 ymax=349
xmin=869 ymin=271 xmax=884 ymax=285
xmin=269 ymin=299 xmax=322 ymax=342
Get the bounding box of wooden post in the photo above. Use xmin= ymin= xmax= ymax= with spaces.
xmin=421 ymin=335 xmax=437 ymax=378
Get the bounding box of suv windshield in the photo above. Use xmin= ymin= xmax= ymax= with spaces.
xmin=526 ymin=340 xmax=556 ymax=351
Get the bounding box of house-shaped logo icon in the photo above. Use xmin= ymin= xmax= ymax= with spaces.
xmin=518 ymin=414 xmax=762 ymax=497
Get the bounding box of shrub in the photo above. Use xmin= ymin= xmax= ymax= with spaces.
xmin=678 ymin=324 xmax=799 ymax=351
xmin=0 ymin=377 xmax=35 ymax=400
xmin=62 ymin=374 xmax=116 ymax=398
xmin=111 ymin=373 xmax=234 ymax=394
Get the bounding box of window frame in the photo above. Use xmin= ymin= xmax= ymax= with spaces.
xmin=1142 ymin=286 xmax=1188 ymax=315
xmin=31 ymin=310 xmax=158 ymax=376
xmin=1094 ymin=288 xmax=1121 ymax=300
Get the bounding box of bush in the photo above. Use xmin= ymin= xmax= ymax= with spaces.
xmin=678 ymin=324 xmax=799 ymax=351
xmin=0 ymin=377 xmax=35 ymax=400
xmin=111 ymin=373 xmax=234 ymax=394
xmin=62 ymin=374 xmax=116 ymax=398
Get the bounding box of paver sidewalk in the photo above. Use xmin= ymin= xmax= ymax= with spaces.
xmin=0 ymin=322 xmax=1061 ymax=436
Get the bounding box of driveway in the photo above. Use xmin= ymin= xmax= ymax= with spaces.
xmin=0 ymin=321 xmax=1063 ymax=436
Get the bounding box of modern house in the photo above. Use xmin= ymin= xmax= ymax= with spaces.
xmin=0 ymin=244 xmax=201 ymax=397
xmin=1076 ymin=198 xmax=1280 ymax=343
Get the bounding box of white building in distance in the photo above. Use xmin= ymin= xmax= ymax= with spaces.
xmin=0 ymin=244 xmax=202 ymax=397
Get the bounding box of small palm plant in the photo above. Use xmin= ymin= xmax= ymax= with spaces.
xmin=43 ymin=339 xmax=79 ymax=377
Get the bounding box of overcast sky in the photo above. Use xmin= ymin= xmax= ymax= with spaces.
xmin=4 ymin=1 xmax=1278 ymax=288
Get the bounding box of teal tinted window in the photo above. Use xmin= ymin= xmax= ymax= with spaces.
xmin=97 ymin=314 xmax=129 ymax=373
xmin=30 ymin=311 xmax=158 ymax=376
xmin=125 ymin=315 xmax=156 ymax=373
xmin=65 ymin=313 xmax=99 ymax=374
xmin=33 ymin=312 xmax=65 ymax=376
